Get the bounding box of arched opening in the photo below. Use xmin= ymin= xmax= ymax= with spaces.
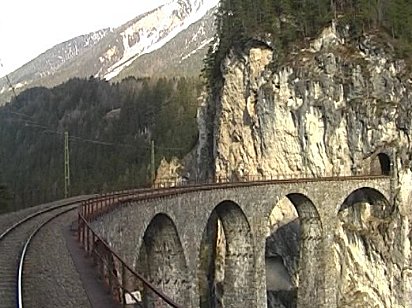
xmin=370 ymin=153 xmax=391 ymax=175
xmin=336 ymin=188 xmax=393 ymax=307
xmin=265 ymin=193 xmax=323 ymax=307
xmin=339 ymin=187 xmax=392 ymax=217
xmin=198 ymin=201 xmax=255 ymax=307
xmin=136 ymin=213 xmax=189 ymax=307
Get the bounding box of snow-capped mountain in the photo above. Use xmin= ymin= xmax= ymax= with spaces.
xmin=0 ymin=29 xmax=109 ymax=101
xmin=0 ymin=0 xmax=218 ymax=104
xmin=114 ymin=4 xmax=216 ymax=80
xmin=101 ymin=0 xmax=218 ymax=79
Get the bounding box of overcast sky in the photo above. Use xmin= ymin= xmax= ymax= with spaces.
xmin=0 ymin=0 xmax=169 ymax=77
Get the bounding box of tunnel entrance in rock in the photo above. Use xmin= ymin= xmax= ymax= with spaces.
xmin=370 ymin=153 xmax=391 ymax=175
xmin=265 ymin=194 xmax=323 ymax=308
xmin=198 ymin=201 xmax=255 ymax=308
xmin=136 ymin=213 xmax=189 ymax=306
xmin=336 ymin=187 xmax=392 ymax=307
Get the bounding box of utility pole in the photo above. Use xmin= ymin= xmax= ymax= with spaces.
xmin=64 ymin=131 xmax=71 ymax=198
xmin=151 ymin=140 xmax=155 ymax=184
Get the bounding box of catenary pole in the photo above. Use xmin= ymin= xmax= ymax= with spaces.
xmin=151 ymin=140 xmax=155 ymax=184
xmin=64 ymin=131 xmax=71 ymax=198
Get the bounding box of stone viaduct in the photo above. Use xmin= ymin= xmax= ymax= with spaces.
xmin=90 ymin=175 xmax=397 ymax=307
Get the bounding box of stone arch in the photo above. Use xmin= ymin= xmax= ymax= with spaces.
xmin=370 ymin=152 xmax=391 ymax=175
xmin=339 ymin=187 xmax=392 ymax=217
xmin=265 ymin=193 xmax=323 ymax=307
xmin=336 ymin=187 xmax=394 ymax=307
xmin=198 ymin=200 xmax=255 ymax=307
xmin=137 ymin=213 xmax=190 ymax=307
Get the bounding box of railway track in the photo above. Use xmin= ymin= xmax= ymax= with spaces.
xmin=0 ymin=175 xmax=388 ymax=308
xmin=0 ymin=197 xmax=88 ymax=308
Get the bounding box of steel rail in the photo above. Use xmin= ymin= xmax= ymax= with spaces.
xmin=17 ymin=204 xmax=79 ymax=308
xmin=0 ymin=196 xmax=90 ymax=241
xmin=0 ymin=196 xmax=90 ymax=308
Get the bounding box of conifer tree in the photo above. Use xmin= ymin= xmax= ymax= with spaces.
xmin=203 ymin=0 xmax=412 ymax=91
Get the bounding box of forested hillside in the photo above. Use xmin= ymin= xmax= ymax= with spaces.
xmin=0 ymin=76 xmax=200 ymax=212
xmin=203 ymin=0 xmax=412 ymax=87
xmin=3 ymin=0 xmax=412 ymax=213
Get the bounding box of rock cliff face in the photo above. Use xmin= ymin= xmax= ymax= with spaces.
xmin=198 ymin=23 xmax=412 ymax=180
xmin=196 ymin=22 xmax=412 ymax=307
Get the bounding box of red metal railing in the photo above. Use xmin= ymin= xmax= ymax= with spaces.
xmin=78 ymin=173 xmax=392 ymax=232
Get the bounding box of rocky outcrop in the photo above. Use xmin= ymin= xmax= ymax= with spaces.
xmin=196 ymin=21 xmax=412 ymax=307
xmin=198 ymin=22 xmax=412 ymax=181
xmin=154 ymin=150 xmax=197 ymax=186
xmin=334 ymin=201 xmax=403 ymax=307
xmin=154 ymin=157 xmax=184 ymax=185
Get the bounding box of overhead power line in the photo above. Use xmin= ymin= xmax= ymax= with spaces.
xmin=2 ymin=111 xmax=185 ymax=152
xmin=0 ymin=61 xmax=185 ymax=153
xmin=0 ymin=59 xmax=18 ymax=101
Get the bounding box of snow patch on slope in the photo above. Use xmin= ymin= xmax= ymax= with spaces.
xmin=103 ymin=0 xmax=219 ymax=80
xmin=181 ymin=37 xmax=213 ymax=61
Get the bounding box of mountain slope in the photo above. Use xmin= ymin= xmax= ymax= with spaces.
xmin=0 ymin=0 xmax=218 ymax=105
xmin=0 ymin=29 xmax=109 ymax=103
xmin=100 ymin=0 xmax=218 ymax=79
xmin=114 ymin=7 xmax=215 ymax=80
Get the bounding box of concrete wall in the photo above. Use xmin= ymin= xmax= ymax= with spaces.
xmin=90 ymin=178 xmax=391 ymax=307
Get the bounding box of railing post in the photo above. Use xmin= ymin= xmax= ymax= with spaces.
xmin=84 ymin=201 xmax=88 ymax=220
xmin=77 ymin=212 xmax=81 ymax=242
xmin=90 ymin=200 xmax=93 ymax=218
xmin=91 ymin=233 xmax=95 ymax=264
xmin=82 ymin=220 xmax=86 ymax=248
xmin=86 ymin=200 xmax=90 ymax=220
xmin=86 ymin=225 xmax=90 ymax=254
xmin=122 ymin=263 xmax=127 ymax=307
xmin=97 ymin=250 xmax=102 ymax=280
xmin=108 ymin=255 xmax=113 ymax=295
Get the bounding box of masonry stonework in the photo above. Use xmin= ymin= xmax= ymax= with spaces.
xmin=90 ymin=178 xmax=393 ymax=307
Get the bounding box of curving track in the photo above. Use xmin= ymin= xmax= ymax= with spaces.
xmin=0 ymin=197 xmax=89 ymax=308
xmin=0 ymin=175 xmax=388 ymax=308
